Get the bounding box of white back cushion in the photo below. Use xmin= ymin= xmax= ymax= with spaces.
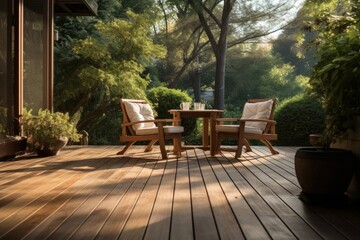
xmin=123 ymin=101 xmax=156 ymax=131
xmin=241 ymin=99 xmax=273 ymax=131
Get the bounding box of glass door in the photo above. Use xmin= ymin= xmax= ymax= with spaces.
xmin=23 ymin=0 xmax=51 ymax=112
xmin=0 ymin=0 xmax=15 ymax=137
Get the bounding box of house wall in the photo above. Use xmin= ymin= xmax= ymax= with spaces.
xmin=333 ymin=117 xmax=360 ymax=197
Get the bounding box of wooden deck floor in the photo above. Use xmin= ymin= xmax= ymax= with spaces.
xmin=0 ymin=145 xmax=359 ymax=240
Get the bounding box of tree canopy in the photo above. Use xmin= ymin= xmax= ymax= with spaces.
xmin=53 ymin=0 xmax=317 ymax=144
xmin=55 ymin=10 xmax=165 ymax=131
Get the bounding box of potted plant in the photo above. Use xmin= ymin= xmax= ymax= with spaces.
xmin=21 ymin=109 xmax=81 ymax=157
xmin=295 ymin=4 xmax=360 ymax=202
xmin=0 ymin=108 xmax=27 ymax=160
xmin=0 ymin=135 xmax=27 ymax=160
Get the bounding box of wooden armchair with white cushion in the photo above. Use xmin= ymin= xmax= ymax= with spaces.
xmin=214 ymin=98 xmax=279 ymax=158
xmin=118 ymin=99 xmax=183 ymax=159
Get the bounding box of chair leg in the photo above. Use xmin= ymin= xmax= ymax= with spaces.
xmin=117 ymin=141 xmax=135 ymax=155
xmin=260 ymin=139 xmax=279 ymax=155
xmin=235 ymin=140 xmax=244 ymax=158
xmin=157 ymin=123 xmax=168 ymax=159
xmin=173 ymin=134 xmax=182 ymax=157
xmin=213 ymin=133 xmax=221 ymax=156
xmin=244 ymin=139 xmax=252 ymax=152
xmin=145 ymin=140 xmax=157 ymax=152
xmin=235 ymin=130 xmax=245 ymax=158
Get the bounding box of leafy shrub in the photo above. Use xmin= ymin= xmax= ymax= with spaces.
xmin=274 ymin=94 xmax=325 ymax=146
xmin=147 ymin=87 xmax=197 ymax=139
xmin=22 ymin=109 xmax=81 ymax=151
xmin=86 ymin=105 xmax=122 ymax=145
xmin=147 ymin=87 xmax=191 ymax=117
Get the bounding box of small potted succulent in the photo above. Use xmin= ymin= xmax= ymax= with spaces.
xmin=22 ymin=109 xmax=81 ymax=157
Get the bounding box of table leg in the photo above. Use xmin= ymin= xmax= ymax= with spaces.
xmin=172 ymin=112 xmax=183 ymax=152
xmin=210 ymin=112 xmax=219 ymax=156
xmin=202 ymin=117 xmax=209 ymax=147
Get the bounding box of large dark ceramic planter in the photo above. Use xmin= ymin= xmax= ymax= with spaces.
xmin=35 ymin=138 xmax=68 ymax=157
xmin=0 ymin=137 xmax=27 ymax=160
xmin=295 ymin=147 xmax=354 ymax=202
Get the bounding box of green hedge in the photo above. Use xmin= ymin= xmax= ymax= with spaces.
xmin=274 ymin=94 xmax=325 ymax=146
xmin=147 ymin=87 xmax=198 ymax=140
xmin=147 ymin=87 xmax=191 ymax=118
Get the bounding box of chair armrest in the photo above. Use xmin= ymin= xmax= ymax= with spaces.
xmin=216 ymin=118 xmax=276 ymax=124
xmin=239 ymin=119 xmax=276 ymax=124
xmin=215 ymin=118 xmax=242 ymax=122
xmin=122 ymin=119 xmax=181 ymax=127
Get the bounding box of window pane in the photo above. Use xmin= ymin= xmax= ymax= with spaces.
xmin=0 ymin=0 xmax=15 ymax=137
xmin=23 ymin=0 xmax=45 ymax=112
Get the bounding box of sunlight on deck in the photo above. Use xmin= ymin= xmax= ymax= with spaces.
xmin=0 ymin=145 xmax=359 ymax=240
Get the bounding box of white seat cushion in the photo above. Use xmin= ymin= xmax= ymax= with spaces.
xmin=123 ymin=101 xmax=156 ymax=131
xmin=135 ymin=126 xmax=184 ymax=135
xmin=216 ymin=125 xmax=263 ymax=134
xmin=242 ymin=99 xmax=273 ymax=131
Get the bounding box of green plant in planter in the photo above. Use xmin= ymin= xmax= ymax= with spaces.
xmin=294 ymin=2 xmax=359 ymax=201
xmin=308 ymin=5 xmax=360 ymax=148
xmin=22 ymin=109 xmax=81 ymax=155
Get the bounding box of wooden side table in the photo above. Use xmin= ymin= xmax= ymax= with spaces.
xmin=169 ymin=109 xmax=224 ymax=156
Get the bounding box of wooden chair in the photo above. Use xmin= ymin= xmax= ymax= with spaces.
xmin=118 ymin=99 xmax=183 ymax=159
xmin=213 ymin=98 xmax=279 ymax=158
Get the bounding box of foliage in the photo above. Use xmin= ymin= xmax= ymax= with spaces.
xmin=275 ymin=94 xmax=325 ymax=146
xmin=308 ymin=0 xmax=360 ymax=148
xmin=147 ymin=86 xmax=197 ymax=137
xmin=271 ymin=3 xmax=318 ymax=78
xmin=186 ymin=0 xmax=304 ymax=109
xmin=224 ymin=48 xmax=305 ymax=109
xmin=86 ymin=106 xmax=122 ymax=145
xmin=55 ymin=11 xmax=166 ymax=133
xmin=147 ymin=87 xmax=191 ymax=118
xmin=21 ymin=109 xmax=81 ymax=151
xmin=155 ymin=0 xmax=211 ymax=93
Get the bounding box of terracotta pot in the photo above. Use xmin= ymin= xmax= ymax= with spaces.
xmin=295 ymin=147 xmax=354 ymax=196
xmin=35 ymin=138 xmax=68 ymax=157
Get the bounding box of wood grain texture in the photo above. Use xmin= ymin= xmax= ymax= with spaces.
xmin=0 ymin=145 xmax=358 ymax=240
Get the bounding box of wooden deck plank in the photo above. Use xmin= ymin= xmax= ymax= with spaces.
xmin=197 ymin=151 xmax=245 ymax=239
xmin=0 ymin=148 xmax=107 ymax=208
xmin=0 ymin=148 xmax=115 ymax=237
xmin=188 ymin=150 xmax=219 ymax=240
xmin=68 ymin=158 xmax=142 ymax=240
xmin=206 ymin=154 xmax=271 ymax=240
xmin=170 ymin=155 xmax=193 ymax=240
xmin=94 ymin=156 xmax=156 ymax=239
xmin=306 ymin=204 xmax=360 ymax=240
xmin=242 ymin=152 xmax=301 ymax=195
xmin=1 ymin=147 xmax=117 ymax=240
xmin=282 ymin=196 xmax=348 ymax=240
xmin=143 ymin=159 xmax=177 ymax=240
xmin=252 ymin=147 xmax=297 ymax=173
xmin=0 ymin=147 xmax=85 ymax=194
xmin=211 ymin=154 xmax=296 ymax=239
xmin=119 ymin=158 xmax=166 ymax=240
xmin=225 ymin=152 xmax=323 ymax=240
xmin=0 ymin=146 xmax=358 ymax=240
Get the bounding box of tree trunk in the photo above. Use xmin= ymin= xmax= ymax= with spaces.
xmin=188 ymin=0 xmax=233 ymax=110
xmin=192 ymin=70 xmax=201 ymax=102
xmin=214 ymin=41 xmax=227 ymax=110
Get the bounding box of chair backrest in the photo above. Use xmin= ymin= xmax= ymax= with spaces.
xmin=243 ymin=98 xmax=276 ymax=133
xmin=120 ymin=99 xmax=155 ymax=136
